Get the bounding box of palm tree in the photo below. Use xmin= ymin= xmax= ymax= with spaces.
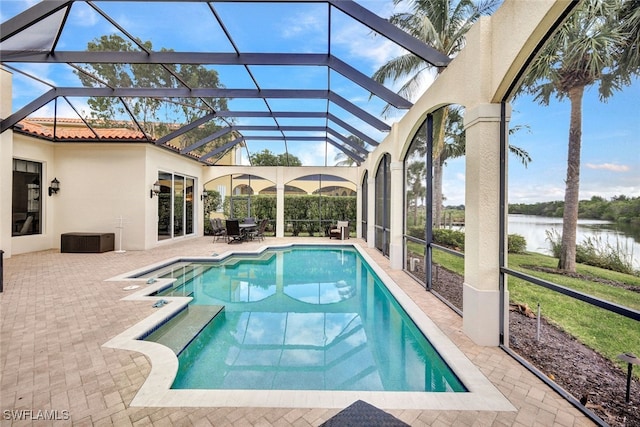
xmin=334 ymin=135 xmax=366 ymax=166
xmin=372 ymin=0 xmax=500 ymax=227
xmin=406 ymin=160 xmax=427 ymax=226
xmin=517 ymin=0 xmax=639 ymax=272
xmin=414 ymin=106 xmax=532 ymax=226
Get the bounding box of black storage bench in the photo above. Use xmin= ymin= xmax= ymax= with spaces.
xmin=61 ymin=232 xmax=115 ymax=253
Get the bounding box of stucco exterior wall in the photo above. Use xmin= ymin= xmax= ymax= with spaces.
xmin=0 ymin=70 xmax=13 ymax=257
xmin=52 ymin=144 xmax=148 ymax=251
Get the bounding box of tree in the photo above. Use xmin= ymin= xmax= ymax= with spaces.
xmin=334 ymin=135 xmax=366 ymax=166
xmin=372 ymin=0 xmax=499 ymax=227
xmin=406 ymin=160 xmax=426 ymax=226
xmin=250 ymin=149 xmax=303 ymax=166
xmin=410 ymin=106 xmax=531 ymax=227
xmin=75 ymin=34 xmax=229 ymax=152
xmin=517 ymin=0 xmax=639 ymax=272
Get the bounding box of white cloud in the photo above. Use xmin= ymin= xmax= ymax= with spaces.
xmin=71 ymin=3 xmax=100 ymax=28
xmin=281 ymin=12 xmax=324 ymax=39
xmin=585 ymin=163 xmax=630 ymax=172
xmin=295 ymin=141 xmax=340 ymax=166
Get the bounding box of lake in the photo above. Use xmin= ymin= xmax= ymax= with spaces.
xmin=507 ymin=214 xmax=640 ymax=268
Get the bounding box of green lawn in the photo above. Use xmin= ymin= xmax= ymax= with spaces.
xmin=508 ymin=252 xmax=640 ymax=376
xmin=407 ymin=241 xmax=639 ymax=376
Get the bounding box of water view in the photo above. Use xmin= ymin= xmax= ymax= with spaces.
xmin=508 ymin=214 xmax=640 ymax=267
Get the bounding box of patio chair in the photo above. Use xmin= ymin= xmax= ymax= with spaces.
xmin=225 ymin=219 xmax=244 ymax=243
xmin=249 ymin=219 xmax=268 ymax=241
xmin=210 ymin=218 xmax=227 ymax=242
xmin=329 ymin=220 xmax=349 ymax=240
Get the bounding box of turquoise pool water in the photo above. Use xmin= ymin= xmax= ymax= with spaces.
xmin=146 ymin=246 xmax=466 ymax=392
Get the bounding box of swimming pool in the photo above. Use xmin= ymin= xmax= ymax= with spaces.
xmin=144 ymin=246 xmax=465 ymax=392
xmin=104 ymin=242 xmax=515 ymax=410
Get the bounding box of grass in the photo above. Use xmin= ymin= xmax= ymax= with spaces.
xmin=508 ymin=252 xmax=640 ymax=376
xmin=408 ymin=240 xmax=640 ymax=376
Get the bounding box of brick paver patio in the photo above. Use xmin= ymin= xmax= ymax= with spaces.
xmin=0 ymin=237 xmax=594 ymax=426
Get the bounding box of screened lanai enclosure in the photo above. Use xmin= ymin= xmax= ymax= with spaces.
xmin=0 ymin=0 xmax=452 ymax=164
xmin=1 ymin=0 xmax=585 ymax=345
xmin=4 ymin=1 xmax=639 ymax=424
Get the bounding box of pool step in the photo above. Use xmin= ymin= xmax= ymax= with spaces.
xmin=144 ymin=305 xmax=224 ymax=355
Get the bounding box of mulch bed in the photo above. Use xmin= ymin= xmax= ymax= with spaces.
xmin=408 ymin=262 xmax=639 ymax=426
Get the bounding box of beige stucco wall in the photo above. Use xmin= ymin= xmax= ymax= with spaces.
xmin=52 ymin=144 xmax=148 ymax=251
xmin=1 ymin=70 xmax=15 ymax=257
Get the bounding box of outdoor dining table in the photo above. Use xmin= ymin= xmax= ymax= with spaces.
xmin=239 ymin=223 xmax=257 ymax=240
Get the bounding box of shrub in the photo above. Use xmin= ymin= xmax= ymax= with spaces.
xmin=433 ymin=229 xmax=465 ymax=250
xmin=546 ymin=228 xmax=637 ymax=275
xmin=508 ymin=234 xmax=527 ymax=254
xmin=407 ymin=226 xmax=425 ymax=240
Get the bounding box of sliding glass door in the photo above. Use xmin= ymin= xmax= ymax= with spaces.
xmin=157 ymin=171 xmax=196 ymax=241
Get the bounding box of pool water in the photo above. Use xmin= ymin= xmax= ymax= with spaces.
xmin=149 ymin=246 xmax=466 ymax=392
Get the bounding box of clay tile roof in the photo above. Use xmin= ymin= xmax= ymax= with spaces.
xmin=16 ymin=118 xmax=148 ymax=141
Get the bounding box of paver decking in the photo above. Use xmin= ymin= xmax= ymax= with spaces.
xmin=0 ymin=237 xmax=594 ymax=426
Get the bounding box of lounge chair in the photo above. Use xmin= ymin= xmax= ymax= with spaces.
xmin=329 ymin=221 xmax=349 ymax=240
xmin=225 ymin=219 xmax=244 ymax=243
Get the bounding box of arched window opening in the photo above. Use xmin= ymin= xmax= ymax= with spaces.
xmin=375 ymin=154 xmax=391 ymax=256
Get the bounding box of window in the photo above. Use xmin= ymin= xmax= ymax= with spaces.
xmin=375 ymin=154 xmax=391 ymax=256
xmin=12 ymin=159 xmax=42 ymax=236
xmin=361 ymin=172 xmax=368 ymax=241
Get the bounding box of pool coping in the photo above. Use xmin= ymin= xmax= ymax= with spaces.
xmin=103 ymin=242 xmax=516 ymax=411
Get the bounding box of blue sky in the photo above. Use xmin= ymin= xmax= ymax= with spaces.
xmin=2 ymin=0 xmax=638 ymax=205
xmin=441 ymin=78 xmax=640 ymax=206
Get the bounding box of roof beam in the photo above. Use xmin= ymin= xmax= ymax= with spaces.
xmin=327 ymin=113 xmax=378 ymax=147
xmin=213 ymin=110 xmax=379 ymax=146
xmin=215 ymin=111 xmax=327 ymax=119
xmin=0 ymin=51 xmax=412 ymax=109
xmin=1 ymin=89 xmax=57 ymax=133
xmin=232 ymin=125 xmax=326 ymax=132
xmin=199 ymin=136 xmax=244 ymax=162
xmin=326 ymin=128 xmax=369 ymax=155
xmin=180 ymin=127 xmax=233 ymax=153
xmin=242 ymin=136 xmax=326 ymax=141
xmin=327 ymin=0 xmax=451 ymax=67
xmin=154 ymin=111 xmax=218 ymax=145
xmin=329 ymin=92 xmax=390 ymax=131
xmin=1 ymin=87 xmax=388 ymax=134
xmin=326 ymin=137 xmax=364 ymax=164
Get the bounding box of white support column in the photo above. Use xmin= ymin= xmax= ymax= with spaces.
xmin=367 ymin=175 xmax=376 ymax=248
xmin=462 ymin=103 xmax=509 ymax=346
xmin=1 ymin=70 xmax=14 ymax=258
xmin=276 ymin=167 xmax=285 ymax=238
xmin=355 ymin=181 xmax=362 ymax=238
xmin=389 ymin=161 xmax=404 ymax=270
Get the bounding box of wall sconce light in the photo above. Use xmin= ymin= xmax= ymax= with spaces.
xmin=48 ymin=177 xmax=60 ymax=196
xmin=200 ymin=188 xmax=209 ymax=201
xmin=150 ymin=181 xmax=161 ymax=198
